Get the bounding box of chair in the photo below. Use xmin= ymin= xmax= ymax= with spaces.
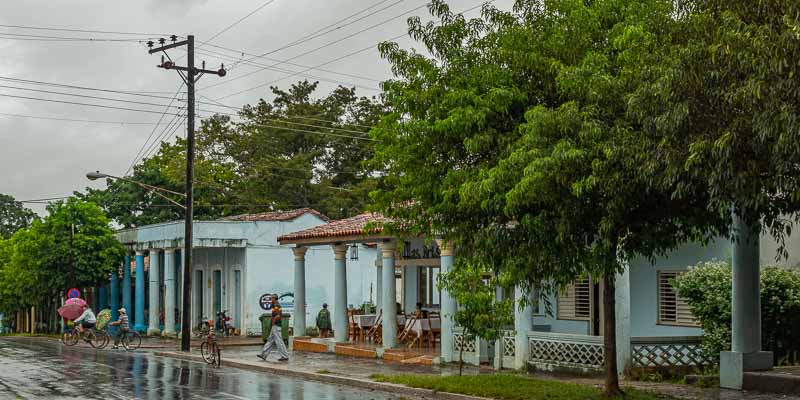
xmin=365 ymin=310 xmax=383 ymax=343
xmin=348 ymin=310 xmax=363 ymax=342
xmin=427 ymin=314 xmax=441 ymax=349
xmin=398 ymin=315 xmax=417 ymax=345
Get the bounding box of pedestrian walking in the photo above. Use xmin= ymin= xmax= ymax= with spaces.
xmin=257 ymin=294 xmax=288 ymax=362
xmin=316 ymin=303 xmax=331 ymax=338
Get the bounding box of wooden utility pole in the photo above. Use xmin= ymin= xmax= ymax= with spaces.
xmin=148 ymin=35 xmax=225 ymax=352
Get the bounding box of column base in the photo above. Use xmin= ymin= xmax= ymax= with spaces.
xmin=147 ymin=328 xmax=161 ymax=337
xmin=720 ymin=351 xmax=773 ymax=390
xmin=133 ymin=324 xmax=146 ymax=333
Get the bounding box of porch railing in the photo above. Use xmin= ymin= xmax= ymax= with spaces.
xmin=527 ymin=331 xmax=604 ymax=371
xmin=453 ymin=327 xmax=489 ymax=365
xmin=631 ymin=336 xmax=712 ymax=369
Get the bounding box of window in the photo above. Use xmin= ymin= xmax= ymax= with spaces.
xmin=658 ymin=271 xmax=698 ymax=327
xmin=349 ymin=244 xmax=359 ymax=261
xmin=557 ymin=278 xmax=591 ymax=321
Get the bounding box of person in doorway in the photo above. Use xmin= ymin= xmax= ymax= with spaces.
xmin=73 ymin=305 xmax=96 ymax=341
xmin=108 ymin=307 xmax=129 ymax=349
xmin=316 ymin=303 xmax=331 ymax=338
xmin=258 ymin=294 xmax=288 ymax=362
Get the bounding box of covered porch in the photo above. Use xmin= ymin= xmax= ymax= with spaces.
xmin=277 ymin=213 xmax=460 ymax=364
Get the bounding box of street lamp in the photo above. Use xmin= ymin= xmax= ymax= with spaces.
xmin=86 ymin=171 xmax=186 ymax=209
xmin=87 ymin=170 xmax=192 ymax=351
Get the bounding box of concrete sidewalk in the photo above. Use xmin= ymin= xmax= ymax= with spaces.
xmin=154 ymin=346 xmax=800 ymax=400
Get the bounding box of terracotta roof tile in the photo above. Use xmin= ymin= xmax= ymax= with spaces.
xmin=277 ymin=212 xmax=392 ymax=242
xmin=220 ymin=208 xmax=330 ymax=223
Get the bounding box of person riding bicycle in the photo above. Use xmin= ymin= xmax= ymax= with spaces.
xmin=108 ymin=307 xmax=129 ymax=349
xmin=73 ymin=305 xmax=97 ymax=341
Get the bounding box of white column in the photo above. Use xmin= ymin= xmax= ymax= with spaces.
xmin=436 ymin=239 xmax=456 ymax=362
xmin=292 ymin=246 xmax=308 ymax=337
xmin=375 ymin=250 xmax=383 ymax=313
xmin=148 ymin=249 xmax=161 ymax=336
xmin=380 ymin=241 xmax=398 ymax=348
xmin=615 ymin=266 xmax=632 ymax=376
xmin=514 ymin=286 xmax=533 ymax=369
xmin=332 ymin=244 xmax=349 ymax=343
xmin=163 ymin=249 xmax=176 ymax=336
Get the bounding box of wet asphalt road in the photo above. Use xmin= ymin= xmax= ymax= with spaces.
xmin=0 ymin=337 xmax=400 ymax=400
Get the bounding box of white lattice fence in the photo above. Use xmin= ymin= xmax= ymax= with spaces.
xmin=631 ymin=336 xmax=712 ymax=368
xmin=528 ymin=331 xmax=604 ymax=370
xmin=502 ymin=331 xmax=516 ymax=358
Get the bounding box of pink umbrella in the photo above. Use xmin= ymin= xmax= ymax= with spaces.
xmin=64 ymin=298 xmax=87 ymax=308
xmin=58 ymin=303 xmax=84 ymax=320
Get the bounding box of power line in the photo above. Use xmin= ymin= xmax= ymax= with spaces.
xmin=237 ymin=0 xmax=402 ymax=60
xmin=0 ymin=93 xmax=184 ymax=115
xmin=0 ymin=84 xmax=183 ymax=110
xmin=203 ymin=2 xmax=430 ymax=93
xmin=213 ymin=1 xmax=490 ymax=101
xmin=0 ymin=24 xmax=174 ymax=37
xmin=139 ymin=110 xmax=187 ymax=163
xmin=0 ymin=75 xmax=182 ymax=99
xmin=0 ymin=32 xmax=153 ymax=42
xmin=127 ymin=83 xmax=186 ymax=175
xmin=0 ymin=112 xmax=175 ymax=125
xmin=205 ymin=0 xmax=277 ymax=44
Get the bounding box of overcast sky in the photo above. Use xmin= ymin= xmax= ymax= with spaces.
xmin=0 ymin=0 xmax=514 ymax=215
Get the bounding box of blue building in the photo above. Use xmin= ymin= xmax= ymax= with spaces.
xmin=106 ymin=208 xmax=377 ymax=336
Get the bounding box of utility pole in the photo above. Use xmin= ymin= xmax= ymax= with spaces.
xmin=148 ymin=35 xmax=225 ymax=352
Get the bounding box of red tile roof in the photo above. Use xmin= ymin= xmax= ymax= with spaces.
xmin=277 ymin=212 xmax=392 ymax=243
xmin=220 ymin=208 xmax=330 ymax=223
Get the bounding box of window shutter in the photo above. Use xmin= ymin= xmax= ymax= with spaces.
xmin=658 ymin=271 xmax=698 ymax=327
xmin=557 ymin=278 xmax=591 ymax=321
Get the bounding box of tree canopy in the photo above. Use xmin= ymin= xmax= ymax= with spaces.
xmin=82 ymin=81 xmax=384 ymax=227
xmin=0 ymin=194 xmax=36 ymax=239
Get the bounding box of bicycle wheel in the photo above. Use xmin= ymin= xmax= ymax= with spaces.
xmin=200 ymin=341 xmax=215 ymax=364
xmin=66 ymin=330 xmax=80 ymax=346
xmin=85 ymin=330 xmax=97 ymax=348
xmin=95 ymin=330 xmax=110 ymax=349
xmin=123 ymin=331 xmax=141 ymax=351
xmin=214 ymin=342 xmax=221 ymax=367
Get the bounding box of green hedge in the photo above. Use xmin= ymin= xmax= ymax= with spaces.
xmin=674 ymin=261 xmax=800 ymax=365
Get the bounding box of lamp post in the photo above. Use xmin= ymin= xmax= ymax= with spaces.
xmin=87 ymin=171 xmax=192 ymax=350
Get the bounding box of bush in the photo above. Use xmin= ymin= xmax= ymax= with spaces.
xmin=674 ymin=261 xmax=800 ymax=365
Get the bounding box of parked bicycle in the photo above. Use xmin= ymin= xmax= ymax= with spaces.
xmin=200 ymin=327 xmax=221 ymax=367
xmin=216 ymin=310 xmax=234 ymax=337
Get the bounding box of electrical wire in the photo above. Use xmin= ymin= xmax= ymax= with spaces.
xmin=0 ymin=24 xmax=174 ymax=37
xmin=213 ymin=1 xmax=490 ymax=101
xmin=0 ymin=75 xmax=182 ymax=99
xmin=0 ymin=112 xmax=175 ymax=125
xmin=205 ymin=0 xmax=277 ymax=44
xmin=127 ymin=83 xmax=186 ymax=175
xmin=0 ymin=84 xmax=183 ymax=110
xmin=203 ymin=2 xmax=431 ymax=92
xmin=0 ymin=32 xmax=154 ymax=42
xmin=0 ymin=93 xmax=184 ymax=115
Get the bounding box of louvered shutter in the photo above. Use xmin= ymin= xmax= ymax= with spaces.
xmin=557 ymin=278 xmax=591 ymax=321
xmin=658 ymin=271 xmax=699 ymax=327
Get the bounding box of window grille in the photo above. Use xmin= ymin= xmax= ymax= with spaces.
xmin=557 ymin=278 xmax=591 ymax=321
xmin=658 ymin=271 xmax=698 ymax=327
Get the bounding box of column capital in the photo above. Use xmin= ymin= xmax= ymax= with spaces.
xmin=164 ymin=248 xmax=176 ymax=254
xmin=149 ymin=248 xmax=162 ymax=255
xmin=135 ymin=250 xmax=146 ymax=256
xmin=435 ymin=239 xmax=455 ymax=257
xmin=332 ymin=244 xmax=348 ymax=260
xmin=292 ymin=246 xmax=308 ymax=261
xmin=379 ymin=241 xmax=396 ymax=258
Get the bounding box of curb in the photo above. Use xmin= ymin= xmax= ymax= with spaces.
xmin=155 ymin=351 xmax=488 ymax=400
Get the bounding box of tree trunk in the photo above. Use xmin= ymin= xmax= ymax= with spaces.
xmin=602 ymin=273 xmax=623 ymax=398
xmin=459 ymin=346 xmax=465 ymax=376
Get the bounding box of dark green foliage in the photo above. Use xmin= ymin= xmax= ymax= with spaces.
xmin=0 ymin=194 xmax=36 ymax=239
xmin=674 ymin=262 xmax=800 ymax=365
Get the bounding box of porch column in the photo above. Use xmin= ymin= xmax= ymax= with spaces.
xmin=148 ymin=249 xmax=161 ymax=336
xmin=615 ymin=266 xmax=632 ymax=375
xmin=721 ymin=212 xmax=773 ymax=389
xmin=380 ymin=241 xmax=398 ymax=348
xmin=97 ymin=284 xmax=107 ymax=311
xmin=514 ymin=286 xmax=533 ymax=369
xmin=293 ymin=246 xmax=308 ymax=337
xmin=122 ymin=253 xmax=132 ymax=323
xmin=332 ymin=244 xmax=349 ymax=343
xmin=164 ymin=249 xmax=176 ymax=336
xmin=436 ymin=239 xmax=456 ymax=362
xmin=375 ymin=250 xmax=383 ymax=312
xmin=134 ymin=250 xmax=146 ymax=332
xmin=110 ymin=269 xmax=119 ymax=325
xmin=176 ymin=249 xmax=183 ymax=333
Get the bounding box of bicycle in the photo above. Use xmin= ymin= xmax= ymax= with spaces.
xmin=61 ymin=325 xmax=99 ymax=348
xmin=120 ymin=330 xmax=142 ymax=351
xmin=200 ymin=328 xmax=221 ymax=367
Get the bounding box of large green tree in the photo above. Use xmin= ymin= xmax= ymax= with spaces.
xmin=629 ymin=0 xmax=800 ymax=250
xmin=0 ymin=194 xmax=36 ymax=238
xmin=371 ymin=1 xmax=719 ymax=395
